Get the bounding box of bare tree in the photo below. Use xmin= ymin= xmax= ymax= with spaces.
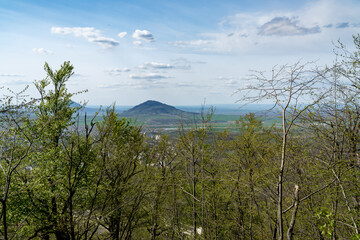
xmin=237 ymin=61 xmax=326 ymax=240
xmin=300 ymin=61 xmax=360 ymax=237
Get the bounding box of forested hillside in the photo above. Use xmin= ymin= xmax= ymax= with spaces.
xmin=0 ymin=35 xmax=360 ymax=240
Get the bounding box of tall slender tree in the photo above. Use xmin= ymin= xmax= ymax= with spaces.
xmin=238 ymin=61 xmax=325 ymax=240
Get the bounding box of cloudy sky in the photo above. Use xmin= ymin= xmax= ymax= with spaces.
xmin=0 ymin=0 xmax=360 ymax=105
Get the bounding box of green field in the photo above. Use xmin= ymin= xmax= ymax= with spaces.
xmin=78 ymin=110 xmax=280 ymax=136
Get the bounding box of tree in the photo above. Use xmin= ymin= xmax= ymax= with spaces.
xmin=333 ymin=34 xmax=360 ymax=238
xmin=298 ymin=36 xmax=360 ymax=238
xmin=94 ymin=106 xmax=146 ymax=239
xmin=0 ymin=87 xmax=38 ymax=239
xmin=24 ymin=61 xmax=87 ymax=239
xmin=237 ymin=61 xmax=325 ymax=240
xmin=142 ymin=134 xmax=178 ymax=239
xmin=226 ymin=113 xmax=277 ymax=239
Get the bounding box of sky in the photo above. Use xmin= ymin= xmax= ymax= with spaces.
xmin=0 ymin=0 xmax=360 ymax=106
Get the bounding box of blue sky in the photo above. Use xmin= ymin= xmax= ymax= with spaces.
xmin=1 ymin=0 xmax=360 ymax=105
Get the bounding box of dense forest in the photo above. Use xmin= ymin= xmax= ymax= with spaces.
xmin=0 ymin=35 xmax=360 ymax=240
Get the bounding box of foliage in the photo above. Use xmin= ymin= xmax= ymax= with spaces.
xmin=0 ymin=34 xmax=360 ymax=239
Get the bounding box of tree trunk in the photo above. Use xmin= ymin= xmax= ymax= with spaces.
xmin=109 ymin=215 xmax=120 ymax=240
xmin=55 ymin=231 xmax=69 ymax=240
xmin=287 ymin=185 xmax=300 ymax=240
xmin=1 ymin=200 xmax=8 ymax=240
xmin=193 ymin=169 xmax=197 ymax=239
xmin=277 ymin=109 xmax=287 ymax=240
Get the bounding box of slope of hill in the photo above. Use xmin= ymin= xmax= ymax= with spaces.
xmin=119 ymin=100 xmax=198 ymax=126
xmin=121 ymin=100 xmax=192 ymax=117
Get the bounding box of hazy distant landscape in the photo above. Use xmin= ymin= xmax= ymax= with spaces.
xmin=83 ymin=101 xmax=279 ymax=131
xmin=87 ymin=103 xmax=275 ymax=115
xmin=1 ymin=0 xmax=360 ymax=239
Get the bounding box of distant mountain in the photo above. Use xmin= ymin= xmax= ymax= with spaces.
xmin=120 ymin=100 xmax=193 ymax=117
xmin=69 ymin=101 xmax=100 ymax=115
xmin=70 ymin=101 xmax=83 ymax=108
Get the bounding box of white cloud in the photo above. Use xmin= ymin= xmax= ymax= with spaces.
xmin=217 ymin=76 xmax=241 ymax=87
xmin=175 ymin=82 xmax=211 ymax=88
xmin=174 ymin=64 xmax=191 ymax=70
xmin=137 ymin=61 xmax=192 ymax=71
xmin=98 ymin=83 xmax=123 ymax=88
xmin=224 ymin=79 xmax=239 ymax=87
xmin=118 ymin=32 xmax=127 ymax=38
xmin=336 ymin=22 xmax=349 ymax=28
xmin=172 ymin=40 xmax=214 ymax=48
xmin=133 ymin=40 xmax=142 ymax=46
xmin=99 ymin=79 xmax=167 ymax=89
xmin=258 ymin=17 xmax=320 ymax=36
xmin=171 ymin=0 xmax=360 ymax=54
xmin=91 ymin=36 xmax=119 ymax=48
xmin=72 ymin=73 xmax=85 ymax=78
xmin=98 ymin=81 xmax=148 ymax=89
xmin=0 ymin=73 xmax=24 ymax=77
xmin=171 ymin=57 xmax=205 ymax=66
xmin=138 ymin=62 xmax=173 ymax=69
xmin=51 ymin=27 xmax=99 ymax=38
xmin=132 ymin=29 xmax=155 ymax=42
xmin=217 ymin=76 xmax=235 ymax=80
xmin=0 ymin=79 xmax=31 ymax=85
xmin=51 ymin=27 xmax=119 ymax=49
xmin=32 ymin=48 xmax=53 ymax=55
xmin=105 ymin=68 xmax=131 ymax=76
xmin=129 ymin=73 xmax=169 ymax=80
xmin=300 ymin=0 xmax=360 ymax=26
